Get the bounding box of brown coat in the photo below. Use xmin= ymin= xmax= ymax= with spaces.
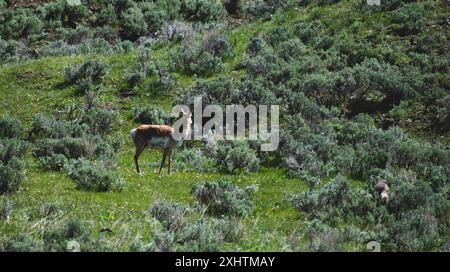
xmin=133 ymin=125 xmax=174 ymax=145
xmin=131 ymin=111 xmax=192 ymax=176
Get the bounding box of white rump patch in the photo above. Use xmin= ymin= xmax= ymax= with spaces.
xmin=130 ymin=128 xmax=137 ymax=140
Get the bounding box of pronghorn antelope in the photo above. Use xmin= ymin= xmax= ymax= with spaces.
xmin=130 ymin=110 xmax=192 ymax=176
xmin=374 ymin=179 xmax=390 ymax=202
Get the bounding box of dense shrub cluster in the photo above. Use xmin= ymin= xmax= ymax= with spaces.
xmin=33 ymin=137 xmax=97 ymax=164
xmin=214 ymin=141 xmax=260 ymax=174
xmin=149 ymin=200 xmax=187 ymax=231
xmin=290 ymin=170 xmax=449 ymax=251
xmin=43 ymin=218 xmax=91 ymax=251
xmin=0 ymin=38 xmax=19 ymax=64
xmin=192 ymin=180 xmax=257 ymax=217
xmin=159 ymin=20 xmax=194 ymax=43
xmin=173 ymin=148 xmax=215 ymax=172
xmin=290 ymin=175 xmax=350 ymax=215
xmin=30 ymin=113 xmax=88 ymax=140
xmin=0 ymin=233 xmax=44 ymax=252
xmin=169 ymin=30 xmax=234 ymax=76
xmin=181 ymin=0 xmax=227 ymax=22
xmin=147 ymin=216 xmax=243 ymax=251
xmin=169 ymin=40 xmax=222 ymax=76
xmin=0 ymin=0 xmax=444 ymax=74
xmin=300 ymin=219 xmax=343 ymax=252
xmin=0 ymin=0 xmax=236 ymax=63
xmin=81 ymin=107 xmax=117 ymax=136
xmin=120 ymin=6 xmax=148 ymax=41
xmin=64 ymin=159 xmax=124 ymax=192
xmin=30 ymin=79 xmax=123 ymax=191
xmin=132 ymin=105 xmax=171 ymax=125
xmin=282 ymin=112 xmax=450 ymax=183
xmin=64 ymin=60 xmax=108 ymax=93
xmin=1 ymin=218 xmax=113 ymax=252
xmin=390 ymin=2 xmax=429 ymax=36
xmin=176 ymin=75 xmax=279 ymax=108
xmin=168 ymin=140 xmax=260 ymax=175
xmin=132 ymin=199 xmax=244 ymax=252
xmin=124 ymin=48 xmax=156 ymax=89
xmin=242 ymin=0 xmax=300 ymax=17
xmin=0 ymin=116 xmax=28 ymax=194
xmin=0 ymin=116 xmax=24 ymax=139
xmin=31 ymin=108 xmax=118 ymax=162
xmin=202 ymin=32 xmax=234 ymax=60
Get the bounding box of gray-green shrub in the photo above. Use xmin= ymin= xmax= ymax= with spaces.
xmin=0 ymin=137 xmax=28 ymax=194
xmin=145 ymin=199 xmax=245 ymax=252
xmin=30 ymin=114 xmax=88 ymax=140
xmin=149 ymin=200 xmax=187 ymax=231
xmin=64 ymin=159 xmax=124 ymax=192
xmin=0 ymin=116 xmax=24 ymax=139
xmin=120 ymin=6 xmax=148 ymax=41
xmin=192 ymin=180 xmax=257 ymax=217
xmin=214 ymin=141 xmax=260 ymax=174
xmin=169 ymin=41 xmax=222 ymax=76
xmin=181 ymin=0 xmax=227 ymax=22
xmin=64 ymin=60 xmax=108 ymax=89
xmin=132 ymin=105 xmax=170 ymax=125
xmin=290 ymin=175 xmax=350 ymax=215
xmin=173 ymin=148 xmax=214 ymax=172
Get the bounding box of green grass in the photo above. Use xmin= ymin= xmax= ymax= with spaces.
xmin=1 ymin=149 xmax=305 ymax=250
xmin=0 ymin=41 xmax=308 ymax=251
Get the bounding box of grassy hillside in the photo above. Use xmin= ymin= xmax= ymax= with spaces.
xmin=0 ymin=0 xmax=449 ymax=252
xmin=0 ymin=54 xmax=305 ymax=251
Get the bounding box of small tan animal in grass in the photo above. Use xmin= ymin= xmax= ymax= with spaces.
xmin=374 ymin=179 xmax=390 ymax=202
xmin=130 ymin=110 xmax=192 ymax=176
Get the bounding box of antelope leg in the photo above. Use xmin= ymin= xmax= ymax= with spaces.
xmin=167 ymin=149 xmax=173 ymax=175
xmin=134 ymin=143 xmax=145 ymax=175
xmin=159 ymin=149 xmax=168 ymax=176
